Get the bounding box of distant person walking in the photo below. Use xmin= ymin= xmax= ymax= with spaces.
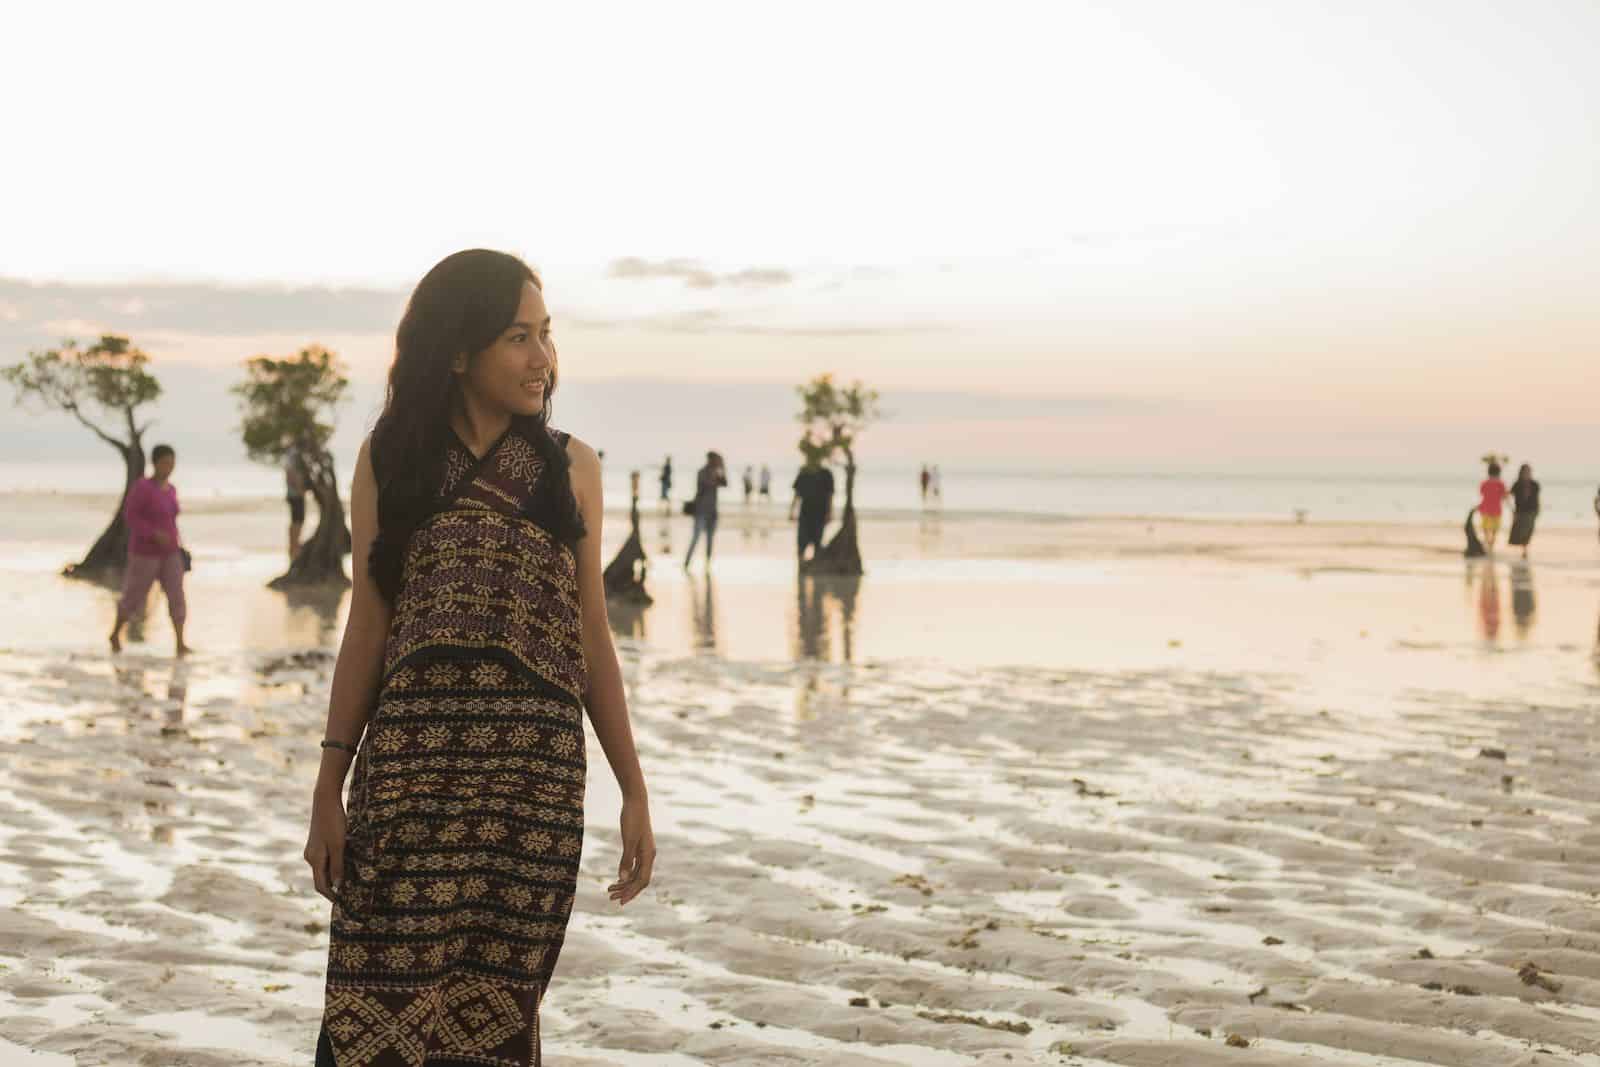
xmin=929 ymin=464 xmax=943 ymax=503
xmin=1478 ymin=461 xmax=1508 ymax=553
xmin=110 ymin=443 xmax=190 ymax=656
xmin=919 ymin=464 xmax=930 ymax=503
xmin=1508 ymin=463 xmax=1540 ymax=559
xmin=1594 ymin=484 xmax=1600 ymax=544
xmin=759 ymin=464 xmax=772 ymax=501
xmin=684 ymin=451 xmax=727 ymax=570
xmin=659 ymin=455 xmax=673 ymax=511
xmin=742 ymin=464 xmax=755 ymax=506
xmin=285 ymin=442 xmax=309 ymax=560
xmin=791 ymin=457 xmax=835 ymax=563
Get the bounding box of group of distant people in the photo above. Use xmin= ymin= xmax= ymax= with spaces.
xmin=658 ymin=453 xmax=836 ymax=571
xmin=1475 ymin=459 xmax=1541 ymax=558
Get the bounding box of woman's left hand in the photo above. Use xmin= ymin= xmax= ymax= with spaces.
xmin=608 ymin=797 xmax=656 ymax=906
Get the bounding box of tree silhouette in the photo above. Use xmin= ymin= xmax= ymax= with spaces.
xmin=232 ymin=345 xmax=352 ymax=588
xmin=794 ymin=373 xmax=879 ymax=576
xmin=602 ymin=472 xmax=652 ymax=605
xmin=2 ymin=335 xmax=162 ymax=581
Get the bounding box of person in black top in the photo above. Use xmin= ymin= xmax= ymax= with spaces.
xmin=683 ymin=451 xmax=726 ymax=570
xmin=1508 ymin=463 xmax=1540 ymax=559
xmin=789 ymin=459 xmax=835 ymax=563
xmin=658 ymin=455 xmax=673 ymax=511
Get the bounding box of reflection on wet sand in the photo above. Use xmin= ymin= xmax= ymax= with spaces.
xmin=918 ymin=508 xmax=943 ymax=553
xmin=1474 ymin=559 xmax=1501 ymax=642
xmin=1594 ymin=601 xmax=1600 ymax=675
xmin=1470 ymin=560 xmax=1539 ymax=645
xmin=164 ymin=660 xmax=190 ymax=732
xmin=654 ymin=513 xmax=672 ymax=558
xmin=1509 ymin=560 xmax=1537 ymax=640
xmin=111 ymin=657 xmax=189 ymax=725
xmin=608 ymin=598 xmax=648 ymax=642
xmin=281 ymin=584 xmax=347 ymax=646
xmin=106 ymin=656 xmax=193 ymax=845
xmin=688 ymin=573 xmax=718 ymax=652
xmin=794 ymin=574 xmax=860 ymax=663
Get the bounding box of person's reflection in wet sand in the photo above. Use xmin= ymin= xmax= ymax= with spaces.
xmin=796 ymin=575 xmax=828 ymax=661
xmin=794 ymin=574 xmax=861 ymax=663
xmin=162 ymin=660 xmax=191 ymax=732
xmin=918 ymin=507 xmax=943 ymax=554
xmin=830 ymin=575 xmax=860 ymax=664
xmin=688 ymin=572 xmax=718 ymax=652
xmin=1476 ymin=560 xmax=1501 ymax=642
xmin=793 ymin=575 xmax=862 ymax=718
xmin=1509 ymin=560 xmax=1537 ymax=641
xmin=112 ymin=659 xmax=146 ymax=707
xmin=656 ymin=512 xmax=673 ymax=558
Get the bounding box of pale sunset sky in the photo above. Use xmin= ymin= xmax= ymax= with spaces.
xmin=1 ymin=1 xmax=1596 ymax=473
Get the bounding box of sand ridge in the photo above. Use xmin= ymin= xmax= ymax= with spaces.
xmin=0 ymin=640 xmax=1597 ymax=1064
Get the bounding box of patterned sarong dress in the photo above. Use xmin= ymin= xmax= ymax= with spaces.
xmin=321 ymin=425 xmax=587 ymax=1066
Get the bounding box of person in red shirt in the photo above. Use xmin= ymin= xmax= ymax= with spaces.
xmin=109 ymin=443 xmax=190 ymax=655
xmin=1478 ymin=460 xmax=1509 ymax=553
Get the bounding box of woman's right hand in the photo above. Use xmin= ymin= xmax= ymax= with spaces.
xmin=304 ymin=792 xmax=348 ymax=903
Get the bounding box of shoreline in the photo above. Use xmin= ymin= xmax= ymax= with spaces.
xmin=6 ymin=486 xmax=1600 ymax=533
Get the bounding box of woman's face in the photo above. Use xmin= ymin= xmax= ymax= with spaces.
xmin=153 ymin=453 xmax=176 ymax=480
xmin=456 ymin=280 xmax=554 ymax=418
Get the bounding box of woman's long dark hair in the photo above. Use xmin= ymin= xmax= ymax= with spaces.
xmin=368 ymin=249 xmax=585 ymax=602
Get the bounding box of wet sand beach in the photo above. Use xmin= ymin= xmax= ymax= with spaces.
xmin=2 ymin=502 xmax=1599 ymax=1064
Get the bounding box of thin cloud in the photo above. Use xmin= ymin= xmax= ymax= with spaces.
xmin=721 ymin=267 xmax=793 ymax=287
xmin=0 ymin=277 xmax=404 ymax=339
xmin=605 ymin=258 xmax=793 ymax=289
xmin=566 ymin=307 xmax=944 ymax=337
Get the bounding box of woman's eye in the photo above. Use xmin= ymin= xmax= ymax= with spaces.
xmin=512 ymin=333 xmax=529 ymax=343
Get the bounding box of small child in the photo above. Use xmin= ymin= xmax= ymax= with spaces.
xmin=1479 ymin=462 xmax=1509 ymax=553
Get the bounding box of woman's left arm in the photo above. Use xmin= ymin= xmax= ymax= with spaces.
xmin=568 ymin=436 xmax=656 ymax=906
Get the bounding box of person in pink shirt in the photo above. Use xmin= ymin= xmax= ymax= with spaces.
xmin=110 ymin=443 xmax=190 ymax=655
xmin=1478 ymin=460 xmax=1509 ymax=554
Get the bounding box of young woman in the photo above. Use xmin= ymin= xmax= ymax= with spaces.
xmin=1507 ymin=463 xmax=1541 ymax=559
xmin=682 ymin=450 xmax=726 ymax=571
xmin=303 ymin=249 xmax=655 ymax=1067
xmin=109 ymin=443 xmax=190 ymax=656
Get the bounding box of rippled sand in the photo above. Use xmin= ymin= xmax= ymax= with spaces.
xmin=2 ymin=633 xmax=1598 ymax=1064
xmin=2 ymin=509 xmax=1599 ymax=1064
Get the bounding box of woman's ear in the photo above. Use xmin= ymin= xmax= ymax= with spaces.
xmin=451 ymin=351 xmax=469 ymax=374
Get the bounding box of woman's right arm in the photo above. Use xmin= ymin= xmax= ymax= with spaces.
xmin=304 ymin=437 xmax=392 ymax=902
